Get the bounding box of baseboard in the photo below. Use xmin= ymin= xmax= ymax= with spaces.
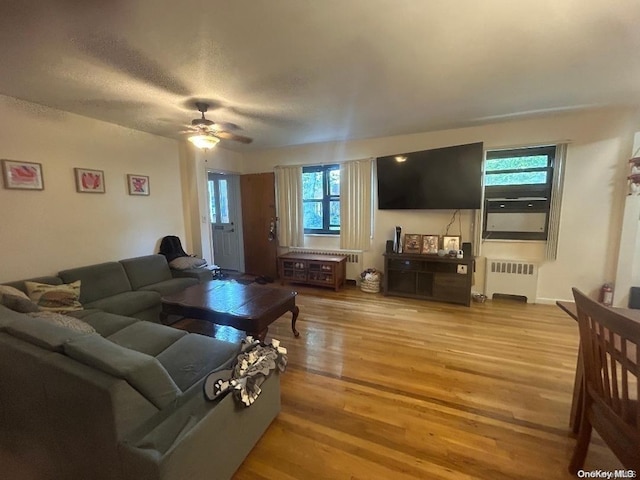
xmin=535 ymin=296 xmax=570 ymax=305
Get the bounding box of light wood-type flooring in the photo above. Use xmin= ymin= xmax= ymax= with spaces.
xmin=177 ymin=283 xmax=623 ymax=479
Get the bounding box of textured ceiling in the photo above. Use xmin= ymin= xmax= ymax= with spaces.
xmin=0 ymin=0 xmax=639 ymax=150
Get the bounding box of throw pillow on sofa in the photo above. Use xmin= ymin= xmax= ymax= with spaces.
xmin=0 ymin=294 xmax=40 ymax=313
xmin=0 ymin=285 xmax=30 ymax=300
xmin=169 ymin=256 xmax=207 ymax=270
xmin=25 ymin=280 xmax=83 ymax=313
xmin=27 ymin=311 xmax=96 ymax=334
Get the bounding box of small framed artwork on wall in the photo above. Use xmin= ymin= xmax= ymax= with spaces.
xmin=75 ymin=168 xmax=105 ymax=193
xmin=403 ymin=234 xmax=422 ymax=254
xmin=127 ymin=174 xmax=150 ymax=196
xmin=1 ymin=159 xmax=44 ymax=190
xmin=421 ymin=235 xmax=440 ymax=254
xmin=443 ymin=235 xmax=461 ymax=252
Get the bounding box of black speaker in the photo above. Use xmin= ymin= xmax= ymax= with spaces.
xmin=385 ymin=240 xmax=394 ymax=253
xmin=462 ymin=242 xmax=472 ymax=258
xmin=630 ymin=287 xmax=640 ymax=309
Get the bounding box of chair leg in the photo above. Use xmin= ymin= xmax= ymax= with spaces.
xmin=568 ymin=414 xmax=592 ymax=474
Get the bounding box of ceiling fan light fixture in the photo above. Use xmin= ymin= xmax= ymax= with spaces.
xmin=188 ymin=134 xmax=220 ymax=150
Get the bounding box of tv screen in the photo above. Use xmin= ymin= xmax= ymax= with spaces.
xmin=376 ymin=142 xmax=484 ymax=210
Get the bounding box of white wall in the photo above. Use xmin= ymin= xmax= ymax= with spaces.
xmin=243 ymin=107 xmax=640 ymax=303
xmin=613 ymin=132 xmax=640 ymax=307
xmin=0 ymin=95 xmax=185 ymax=282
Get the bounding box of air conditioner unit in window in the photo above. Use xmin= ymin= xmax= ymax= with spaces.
xmin=485 ymin=198 xmax=548 ymax=235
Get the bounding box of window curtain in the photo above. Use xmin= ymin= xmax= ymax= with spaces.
xmin=275 ymin=166 xmax=304 ymax=247
xmin=545 ymin=143 xmax=567 ymax=260
xmin=472 ymin=208 xmax=482 ymax=257
xmin=340 ymin=158 xmax=373 ymax=251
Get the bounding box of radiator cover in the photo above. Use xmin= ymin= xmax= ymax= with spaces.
xmin=484 ymin=258 xmax=539 ymax=303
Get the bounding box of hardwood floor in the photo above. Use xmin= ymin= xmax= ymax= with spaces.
xmin=182 ymin=283 xmax=623 ymax=479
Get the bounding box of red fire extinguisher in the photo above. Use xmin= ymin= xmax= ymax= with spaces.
xmin=601 ymin=283 xmax=613 ymax=307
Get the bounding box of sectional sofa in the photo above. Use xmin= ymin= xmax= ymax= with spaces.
xmin=0 ymin=254 xmax=281 ymax=480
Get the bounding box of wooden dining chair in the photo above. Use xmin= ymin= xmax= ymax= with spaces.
xmin=570 ymin=288 xmax=640 ymax=473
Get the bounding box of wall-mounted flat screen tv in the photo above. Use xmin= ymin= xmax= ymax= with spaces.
xmin=376 ymin=142 xmax=484 ymax=210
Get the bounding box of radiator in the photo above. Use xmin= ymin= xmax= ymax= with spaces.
xmin=288 ymin=248 xmax=363 ymax=281
xmin=484 ymin=258 xmax=539 ymax=303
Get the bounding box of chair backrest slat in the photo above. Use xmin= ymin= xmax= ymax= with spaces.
xmin=572 ymin=288 xmax=640 ymax=470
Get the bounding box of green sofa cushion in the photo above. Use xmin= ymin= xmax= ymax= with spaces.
xmin=85 ymin=291 xmax=160 ymax=317
xmin=108 ymin=321 xmax=187 ymax=356
xmin=157 ymin=335 xmax=240 ymax=392
xmin=64 ymin=335 xmax=181 ymax=409
xmin=120 ymin=255 xmax=173 ymax=290
xmin=138 ymin=278 xmax=198 ymax=296
xmin=0 ymin=304 xmax=32 ymax=330
xmin=170 ymin=268 xmax=212 ymax=283
xmin=59 ymin=262 xmax=132 ymax=304
xmin=76 ymin=311 xmax=139 ymax=337
xmin=6 ymin=315 xmax=92 ymax=352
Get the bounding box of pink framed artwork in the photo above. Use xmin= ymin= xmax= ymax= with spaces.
xmin=1 ymin=159 xmax=44 ymax=190
xmin=127 ymin=174 xmax=150 ymax=196
xmin=75 ymin=168 xmax=105 ymax=193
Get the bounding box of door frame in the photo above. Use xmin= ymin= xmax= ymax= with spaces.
xmin=205 ymin=168 xmax=245 ymax=272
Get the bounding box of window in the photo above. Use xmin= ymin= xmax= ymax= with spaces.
xmin=208 ymin=177 xmax=230 ymax=224
xmin=483 ymin=145 xmax=556 ymax=240
xmin=302 ymin=164 xmax=340 ymax=234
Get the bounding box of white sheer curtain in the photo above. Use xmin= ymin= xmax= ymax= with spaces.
xmin=340 ymin=158 xmax=373 ymax=251
xmin=545 ymin=143 xmax=567 ymax=260
xmin=275 ymin=166 xmax=304 ymax=247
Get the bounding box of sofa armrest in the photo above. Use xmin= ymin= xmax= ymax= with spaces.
xmin=119 ymin=373 xmax=281 ymax=480
xmin=169 ymin=268 xmax=213 ymax=283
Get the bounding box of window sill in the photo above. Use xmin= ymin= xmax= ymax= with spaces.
xmin=304 ymin=233 xmax=340 ymax=237
xmin=482 ymin=238 xmax=546 ymax=243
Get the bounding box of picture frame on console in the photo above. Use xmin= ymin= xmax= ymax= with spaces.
xmin=403 ymin=234 xmax=422 ymax=254
xmin=421 ymin=235 xmax=440 ymax=254
xmin=1 ymin=159 xmax=44 ymax=190
xmin=443 ymin=235 xmax=461 ymax=252
xmin=75 ymin=168 xmax=105 ymax=193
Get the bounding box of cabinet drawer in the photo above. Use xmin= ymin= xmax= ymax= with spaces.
xmin=308 ymin=262 xmax=334 ymax=273
xmin=433 ymin=274 xmax=468 ymax=303
xmin=388 ymin=259 xmax=423 ymax=271
xmin=282 ymin=260 xmax=306 ymax=270
xmin=433 ymin=274 xmax=468 ymax=289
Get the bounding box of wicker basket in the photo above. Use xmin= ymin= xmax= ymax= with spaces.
xmin=360 ymin=274 xmax=381 ymax=293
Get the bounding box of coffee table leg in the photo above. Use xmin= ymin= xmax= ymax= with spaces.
xmin=291 ymin=306 xmax=300 ymax=337
xmin=247 ymin=328 xmax=269 ymax=342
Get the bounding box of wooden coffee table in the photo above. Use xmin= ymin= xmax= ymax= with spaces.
xmin=161 ymin=281 xmax=300 ymax=341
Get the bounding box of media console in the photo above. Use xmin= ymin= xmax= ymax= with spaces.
xmin=383 ymin=253 xmax=473 ymax=306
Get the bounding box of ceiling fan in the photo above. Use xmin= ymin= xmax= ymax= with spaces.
xmin=185 ymin=102 xmax=253 ymax=149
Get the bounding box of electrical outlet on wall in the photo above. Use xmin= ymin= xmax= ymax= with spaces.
xmin=457 ymin=264 xmax=468 ymax=274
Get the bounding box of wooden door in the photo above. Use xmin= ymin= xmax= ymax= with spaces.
xmin=240 ymin=173 xmax=278 ymax=278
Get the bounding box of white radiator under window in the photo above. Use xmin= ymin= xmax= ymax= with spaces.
xmin=288 ymin=248 xmax=363 ymax=281
xmin=484 ymin=258 xmax=539 ymax=303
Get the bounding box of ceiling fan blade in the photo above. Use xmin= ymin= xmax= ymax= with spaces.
xmin=214 ymin=131 xmax=253 ymax=144
xmin=212 ymin=121 xmax=241 ymax=131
